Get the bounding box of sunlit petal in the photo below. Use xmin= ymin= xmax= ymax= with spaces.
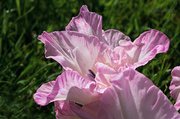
xmin=34 ymin=71 xmax=100 ymax=106
xmin=95 ymin=62 xmax=117 ymax=88
xmin=119 ymin=29 xmax=170 ymax=69
xmin=66 ymin=5 xmax=106 ymax=43
xmin=98 ymin=68 xmax=180 ymax=119
xmin=38 ymin=31 xmax=101 ymax=77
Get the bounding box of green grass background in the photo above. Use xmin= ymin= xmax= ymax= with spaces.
xmin=0 ymin=0 xmax=180 ymax=118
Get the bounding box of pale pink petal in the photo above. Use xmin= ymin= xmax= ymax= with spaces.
xmin=97 ymin=46 xmax=128 ymax=71
xmin=82 ymin=101 xmax=99 ymax=118
xmin=33 ymin=81 xmax=55 ymax=106
xmin=55 ymin=101 xmax=99 ymax=119
xmin=170 ymin=66 xmax=180 ymax=111
xmin=55 ymin=101 xmax=100 ymax=119
xmin=66 ymin=5 xmax=106 ymax=43
xmin=98 ymin=68 xmax=180 ymax=119
xmin=95 ymin=62 xmax=117 ymax=88
xmin=118 ymin=40 xmax=143 ymax=68
xmin=103 ymin=29 xmax=131 ymax=47
xmin=55 ymin=100 xmax=81 ymax=119
xmin=119 ymin=29 xmax=170 ymax=69
xmin=96 ymin=47 xmax=113 ymax=67
xmin=69 ymin=102 xmax=95 ymax=119
xmin=38 ymin=31 xmax=101 ymax=77
xmin=33 ymin=71 xmax=100 ymax=106
xmin=134 ymin=29 xmax=169 ymax=54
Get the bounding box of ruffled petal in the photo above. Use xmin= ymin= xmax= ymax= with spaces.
xmin=33 ymin=71 xmax=100 ymax=106
xmin=119 ymin=29 xmax=170 ymax=69
xmin=33 ymin=81 xmax=55 ymax=106
xmin=38 ymin=31 xmax=101 ymax=77
xmin=97 ymin=46 xmax=128 ymax=71
xmin=98 ymin=68 xmax=180 ymax=119
xmin=170 ymin=66 xmax=180 ymax=111
xmin=66 ymin=5 xmax=106 ymax=43
xmin=103 ymin=29 xmax=131 ymax=47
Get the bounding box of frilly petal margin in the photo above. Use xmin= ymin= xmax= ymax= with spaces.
xmin=33 ymin=81 xmax=55 ymax=106
xmin=66 ymin=5 xmax=131 ymax=47
xmin=170 ymin=66 xmax=180 ymax=111
xmin=38 ymin=31 xmax=102 ymax=77
xmin=33 ymin=70 xmax=101 ymax=106
xmin=119 ymin=29 xmax=170 ymax=69
xmin=66 ymin=5 xmax=106 ymax=44
xmin=98 ymin=68 xmax=180 ymax=119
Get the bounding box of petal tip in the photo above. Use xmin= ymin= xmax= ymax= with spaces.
xmin=80 ymin=5 xmax=89 ymax=12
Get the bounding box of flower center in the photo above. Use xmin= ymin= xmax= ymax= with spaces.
xmin=86 ymin=69 xmax=96 ymax=81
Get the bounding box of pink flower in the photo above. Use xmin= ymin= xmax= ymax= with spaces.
xmin=33 ymin=5 xmax=178 ymax=119
xmin=170 ymin=66 xmax=180 ymax=111
xmin=34 ymin=69 xmax=180 ymax=119
xmin=38 ymin=5 xmax=169 ymax=88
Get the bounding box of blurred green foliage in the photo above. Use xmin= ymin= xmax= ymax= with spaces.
xmin=0 ymin=0 xmax=180 ymax=118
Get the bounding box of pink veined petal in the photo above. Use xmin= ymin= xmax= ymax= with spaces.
xmin=38 ymin=31 xmax=101 ymax=77
xmin=104 ymin=29 xmax=131 ymax=47
xmin=33 ymin=70 xmax=100 ymax=106
xmin=170 ymin=66 xmax=180 ymax=111
xmin=66 ymin=5 xmax=108 ymax=44
xmin=33 ymin=81 xmax=55 ymax=106
xmin=119 ymin=29 xmax=170 ymax=69
xmin=98 ymin=68 xmax=180 ymax=119
xmin=133 ymin=29 xmax=169 ymax=54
